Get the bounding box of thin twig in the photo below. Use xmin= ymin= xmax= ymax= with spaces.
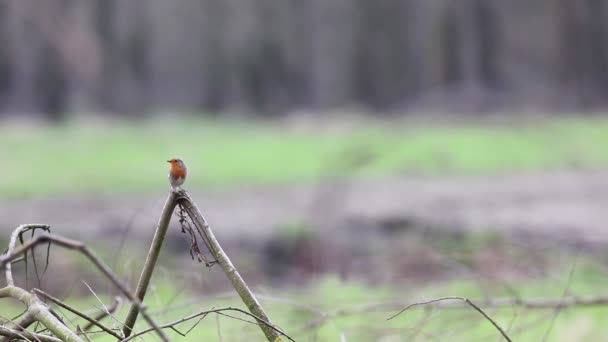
xmin=542 ymin=256 xmax=578 ymax=342
xmin=175 ymin=203 xmax=215 ymax=265
xmin=216 ymin=314 xmax=222 ymax=342
xmin=0 ymin=233 xmax=169 ymax=342
xmin=0 ymin=326 xmax=61 ymax=342
xmin=306 ymin=293 xmax=608 ymax=331
xmin=5 ymin=224 xmax=50 ymax=286
xmin=123 ymin=307 xmax=295 ymax=342
xmin=76 ymin=326 xmax=92 ymax=342
xmin=387 ymin=297 xmax=512 ymax=342
xmin=82 ymin=297 xmax=122 ymax=333
xmin=0 ymin=313 xmax=39 ymax=342
xmin=32 ymin=289 xmax=122 ymax=339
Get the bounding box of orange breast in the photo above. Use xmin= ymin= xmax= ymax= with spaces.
xmin=171 ymin=164 xmax=187 ymax=178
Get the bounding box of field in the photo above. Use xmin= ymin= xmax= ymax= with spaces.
xmin=4 ymin=260 xmax=608 ymax=341
xmin=1 ymin=115 xmax=608 ymax=196
xmin=2 ymin=115 xmax=608 ymax=341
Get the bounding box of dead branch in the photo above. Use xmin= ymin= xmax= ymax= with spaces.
xmin=307 ymin=293 xmax=608 ymax=330
xmin=0 ymin=232 xmax=169 ymax=342
xmin=0 ymin=312 xmax=37 ymax=342
xmin=123 ymin=307 xmax=294 ymax=342
xmin=175 ymin=202 xmax=215 ymax=265
xmin=32 ymin=289 xmax=121 ymax=339
xmin=5 ymin=224 xmax=50 ymax=287
xmin=176 ymin=190 xmax=285 ymax=341
xmin=0 ymin=286 xmax=83 ymax=342
xmin=0 ymin=325 xmax=62 ymax=342
xmin=122 ymin=192 xmax=178 ymax=337
xmin=387 ymin=297 xmax=512 ymax=341
xmin=81 ymin=297 xmax=121 ymax=333
xmin=304 ymin=294 xmax=608 ymax=339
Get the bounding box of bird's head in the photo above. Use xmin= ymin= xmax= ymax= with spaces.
xmin=167 ymin=158 xmax=184 ymax=167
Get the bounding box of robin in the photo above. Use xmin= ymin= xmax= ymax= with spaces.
xmin=167 ymin=158 xmax=187 ymax=192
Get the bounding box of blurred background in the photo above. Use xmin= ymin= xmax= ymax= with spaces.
xmin=2 ymin=1 xmax=608 ymax=341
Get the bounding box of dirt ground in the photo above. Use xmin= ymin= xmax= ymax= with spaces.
xmin=2 ymin=170 xmax=607 ymax=245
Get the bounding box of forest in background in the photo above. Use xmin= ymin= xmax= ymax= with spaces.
xmin=1 ymin=0 xmax=608 ymax=120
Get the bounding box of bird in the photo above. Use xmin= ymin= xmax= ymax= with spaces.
xmin=167 ymin=158 xmax=187 ymax=192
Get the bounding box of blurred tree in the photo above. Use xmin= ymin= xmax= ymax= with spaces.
xmin=32 ymin=0 xmax=68 ymax=121
xmin=33 ymin=40 xmax=67 ymax=122
xmin=558 ymin=0 xmax=608 ymax=108
xmin=94 ymin=0 xmax=120 ymax=113
xmin=353 ymin=0 xmax=417 ymax=110
xmin=0 ymin=2 xmax=13 ymax=113
xmin=473 ymin=0 xmax=502 ymax=90
xmin=2 ymin=0 xmax=608 ymax=117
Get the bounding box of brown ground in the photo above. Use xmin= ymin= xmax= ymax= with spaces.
xmin=2 ymin=170 xmax=607 ymax=244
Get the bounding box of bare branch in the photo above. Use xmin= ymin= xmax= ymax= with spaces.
xmin=216 ymin=314 xmax=222 ymax=342
xmin=0 ymin=286 xmax=83 ymax=342
xmin=0 ymin=326 xmax=61 ymax=342
xmin=177 ymin=191 xmax=286 ymax=341
xmin=0 ymin=312 xmax=38 ymax=342
xmin=5 ymin=224 xmax=50 ymax=286
xmin=0 ymin=232 xmax=169 ymax=342
xmin=32 ymin=289 xmax=122 ymax=339
xmin=123 ymin=307 xmax=295 ymax=342
xmin=122 ymin=191 xmax=177 ymax=338
xmin=387 ymin=297 xmax=511 ymax=342
xmin=542 ymin=257 xmax=578 ymax=342
xmin=82 ymin=297 xmax=121 ymax=333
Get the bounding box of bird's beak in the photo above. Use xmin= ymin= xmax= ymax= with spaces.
xmin=166 ymin=160 xmax=171 ymax=163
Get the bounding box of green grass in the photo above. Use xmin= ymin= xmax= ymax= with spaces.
xmin=3 ymin=266 xmax=608 ymax=342
xmin=2 ymin=116 xmax=608 ymax=197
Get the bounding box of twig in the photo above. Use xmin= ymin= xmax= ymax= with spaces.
xmin=0 ymin=326 xmax=61 ymax=342
xmin=175 ymin=203 xmax=215 ymax=265
xmin=216 ymin=314 xmax=222 ymax=342
xmin=76 ymin=326 xmax=92 ymax=342
xmin=0 ymin=313 xmax=38 ymax=342
xmin=153 ymin=291 xmax=326 ymax=317
xmin=542 ymin=256 xmax=578 ymax=342
xmin=122 ymin=191 xmax=177 ymax=338
xmin=32 ymin=289 xmax=122 ymax=339
xmin=123 ymin=307 xmax=295 ymax=342
xmin=0 ymin=232 xmax=169 ymax=342
xmin=307 ymin=293 xmax=608 ymax=331
xmin=5 ymin=224 xmax=50 ymax=286
xmin=82 ymin=297 xmax=121 ymax=332
xmin=177 ymin=191 xmax=286 ymax=341
xmin=387 ymin=297 xmax=512 ymax=342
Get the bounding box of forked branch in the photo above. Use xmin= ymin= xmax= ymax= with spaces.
xmin=0 ymin=231 xmax=169 ymax=342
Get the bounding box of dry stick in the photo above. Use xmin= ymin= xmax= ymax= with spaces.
xmin=0 ymin=325 xmax=62 ymax=342
xmin=0 ymin=233 xmax=169 ymax=342
xmin=5 ymin=224 xmax=50 ymax=286
xmin=122 ymin=191 xmax=178 ymax=337
xmin=177 ymin=191 xmax=286 ymax=342
xmin=386 ymin=297 xmax=512 ymax=342
xmin=0 ymin=286 xmax=83 ymax=342
xmin=0 ymin=312 xmax=37 ymax=342
xmin=82 ymin=297 xmax=121 ymax=333
xmin=32 ymin=289 xmax=122 ymax=339
xmin=76 ymin=326 xmax=92 ymax=342
xmin=123 ymin=307 xmax=294 ymax=342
